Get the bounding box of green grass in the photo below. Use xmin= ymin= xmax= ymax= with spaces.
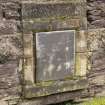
xmin=81 ymin=97 xmax=105 ymax=105
xmin=52 ymin=97 xmax=105 ymax=105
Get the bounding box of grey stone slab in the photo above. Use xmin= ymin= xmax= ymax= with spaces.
xmin=23 ymin=20 xmax=50 ymax=33
xmin=22 ymin=3 xmax=84 ymax=19
xmin=35 ymin=30 xmax=75 ymax=82
xmin=24 ymin=79 xmax=88 ymax=98
xmin=23 ymin=19 xmax=81 ymax=33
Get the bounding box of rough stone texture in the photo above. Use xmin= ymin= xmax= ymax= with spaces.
xmin=22 ymin=2 xmax=85 ymax=19
xmin=0 ymin=0 xmax=22 ymax=104
xmin=87 ymin=29 xmax=105 ymax=97
xmin=0 ymin=0 xmax=20 ymax=3
xmin=20 ymin=89 xmax=89 ymax=105
xmin=21 ymin=0 xmax=86 ymax=3
xmin=0 ymin=0 xmax=105 ymax=105
xmin=0 ymin=20 xmax=17 ymax=35
xmin=0 ymin=61 xmax=20 ymax=99
xmin=2 ymin=2 xmax=21 ymax=20
xmin=87 ymin=0 xmax=105 ymax=28
xmin=22 ymin=0 xmax=88 ymax=102
xmin=0 ymin=5 xmax=3 ymax=19
xmin=23 ymin=18 xmax=82 ymax=33
xmin=0 ymin=35 xmax=22 ymax=63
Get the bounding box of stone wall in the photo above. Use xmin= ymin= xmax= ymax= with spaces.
xmin=87 ymin=0 xmax=105 ymax=28
xmin=0 ymin=0 xmax=22 ymax=104
xmin=0 ymin=0 xmax=105 ymax=105
xmin=87 ymin=0 xmax=105 ymax=98
xmin=87 ymin=28 xmax=105 ymax=97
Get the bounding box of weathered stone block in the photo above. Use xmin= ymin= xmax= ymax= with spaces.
xmin=87 ymin=0 xmax=105 ymax=28
xmin=80 ymin=17 xmax=87 ymax=30
xmin=0 ymin=61 xmax=20 ymax=99
xmin=22 ymin=2 xmax=85 ymax=19
xmin=24 ymin=57 xmax=34 ymax=84
xmin=89 ymin=75 xmax=105 ymax=86
xmin=23 ymin=33 xmax=34 ymax=84
xmin=23 ymin=18 xmax=82 ymax=33
xmin=99 ymin=28 xmax=105 ymax=46
xmin=24 ymin=79 xmax=88 ymax=98
xmin=21 ymin=87 xmax=87 ymax=105
xmin=23 ymin=20 xmax=50 ymax=33
xmin=23 ymin=34 xmax=33 ymax=57
xmin=5 ymin=2 xmax=20 ymax=10
xmin=0 ymin=20 xmax=17 ymax=35
xmin=87 ymin=28 xmax=105 ymax=51
xmin=0 ymin=35 xmax=22 ymax=62
xmin=87 ymin=29 xmax=99 ymax=51
xmin=76 ymin=30 xmax=87 ymax=53
xmin=76 ymin=53 xmax=87 ymax=76
xmin=3 ymin=3 xmax=21 ymax=20
xmin=51 ymin=18 xmax=81 ymax=30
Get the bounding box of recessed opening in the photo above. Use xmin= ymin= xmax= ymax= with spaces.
xmin=34 ymin=30 xmax=75 ymax=82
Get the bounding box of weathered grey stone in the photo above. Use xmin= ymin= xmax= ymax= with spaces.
xmin=0 ymin=35 xmax=22 ymax=62
xmin=88 ymin=10 xmax=101 ymax=16
xmin=21 ymin=89 xmax=88 ymax=105
xmin=24 ymin=79 xmax=88 ymax=98
xmin=88 ymin=15 xmax=102 ymax=21
xmin=0 ymin=20 xmax=17 ymax=35
xmin=23 ymin=20 xmax=50 ymax=33
xmin=51 ymin=19 xmax=81 ymax=30
xmin=22 ymin=2 xmax=85 ymax=19
xmin=0 ymin=61 xmax=21 ymax=99
xmin=87 ymin=29 xmax=105 ymax=51
xmin=87 ymin=0 xmax=105 ymax=28
xmin=21 ymin=0 xmax=86 ymax=4
xmin=23 ymin=33 xmax=35 ymax=84
xmin=35 ymin=30 xmax=75 ymax=82
xmin=91 ymin=19 xmax=105 ymax=27
xmin=76 ymin=30 xmax=87 ymax=53
xmin=23 ymin=18 xmax=82 ymax=33
xmin=76 ymin=53 xmax=87 ymax=76
xmin=2 ymin=3 xmax=21 ymax=20
xmin=0 ymin=0 xmax=20 ymax=3
xmin=4 ymin=9 xmax=20 ymax=20
xmin=87 ymin=28 xmax=105 ymax=98
xmin=0 ymin=5 xmax=3 ymax=19
xmin=4 ymin=2 xmax=20 ymax=10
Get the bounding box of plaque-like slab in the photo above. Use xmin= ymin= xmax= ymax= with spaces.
xmin=22 ymin=3 xmax=83 ymax=19
xmin=36 ymin=30 xmax=75 ymax=82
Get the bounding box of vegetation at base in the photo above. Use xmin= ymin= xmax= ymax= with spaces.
xmin=51 ymin=97 xmax=105 ymax=105
xmin=81 ymin=97 xmax=105 ymax=105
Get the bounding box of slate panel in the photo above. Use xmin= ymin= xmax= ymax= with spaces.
xmin=35 ymin=30 xmax=75 ymax=82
